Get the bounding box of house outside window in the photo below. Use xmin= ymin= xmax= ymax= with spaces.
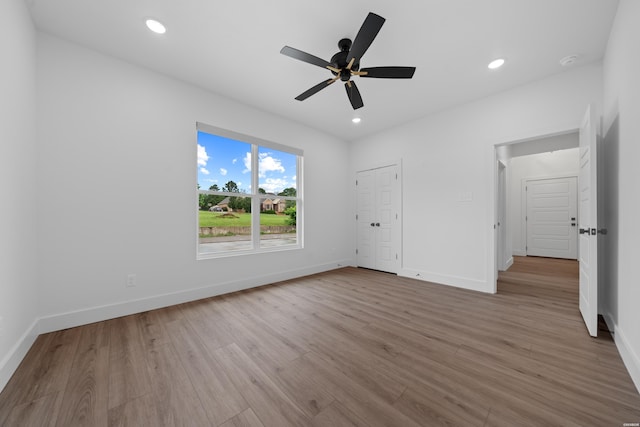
xmin=196 ymin=122 xmax=302 ymax=258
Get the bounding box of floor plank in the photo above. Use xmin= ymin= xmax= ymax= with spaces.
xmin=213 ymin=343 xmax=311 ymax=427
xmin=164 ymin=318 xmax=248 ymax=426
xmin=145 ymin=343 xmax=210 ymax=426
xmin=55 ymin=321 xmax=110 ymax=427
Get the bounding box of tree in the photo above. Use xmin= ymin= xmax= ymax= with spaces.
xmin=223 ymin=180 xmax=239 ymax=193
xmin=223 ymin=181 xmax=251 ymax=212
xmin=207 ymin=184 xmax=225 ymax=207
xmin=278 ymin=187 xmax=297 ymax=209
xmin=258 ymin=188 xmax=266 ymax=194
xmin=284 ymin=206 xmax=296 ymax=226
xmin=198 ymin=183 xmax=226 ymax=210
xmin=278 ymin=187 xmax=296 ymax=197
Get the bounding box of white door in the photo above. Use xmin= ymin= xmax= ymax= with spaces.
xmin=526 ymin=177 xmax=578 ymax=259
xmin=356 ymin=165 xmax=400 ymax=273
xmin=356 ymin=169 xmax=375 ymax=269
xmin=578 ymin=106 xmax=598 ymax=337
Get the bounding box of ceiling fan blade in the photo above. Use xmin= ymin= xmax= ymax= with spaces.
xmin=344 ymin=81 xmax=364 ymax=110
xmin=359 ymin=66 xmax=416 ymax=79
xmin=346 ymin=12 xmax=385 ymax=64
xmin=295 ymin=78 xmax=338 ymax=101
xmin=280 ymin=46 xmax=333 ymax=70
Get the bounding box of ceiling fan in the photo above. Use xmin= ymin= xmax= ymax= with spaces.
xmin=280 ymin=12 xmax=416 ymax=110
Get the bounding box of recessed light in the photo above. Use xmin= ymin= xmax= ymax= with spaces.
xmin=145 ymin=19 xmax=166 ymax=34
xmin=352 ymin=117 xmax=361 ymax=124
xmin=488 ymin=58 xmax=505 ymax=69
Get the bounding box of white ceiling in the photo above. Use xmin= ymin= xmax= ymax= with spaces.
xmin=26 ymin=0 xmax=619 ymax=142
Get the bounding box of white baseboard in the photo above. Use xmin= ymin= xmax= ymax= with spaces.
xmin=38 ymin=259 xmax=352 ymax=334
xmin=399 ymin=268 xmax=493 ymax=293
xmin=602 ymin=313 xmax=640 ymax=395
xmin=0 ymin=319 xmax=39 ymax=392
xmin=505 ymin=256 xmax=514 ymax=270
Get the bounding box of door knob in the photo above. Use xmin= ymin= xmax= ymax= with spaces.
xmin=375 ymin=223 xmax=380 ymax=227
xmin=370 ymin=223 xmax=375 ymax=227
xmin=579 ymin=228 xmax=590 ymax=234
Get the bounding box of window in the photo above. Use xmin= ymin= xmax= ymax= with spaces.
xmin=196 ymin=122 xmax=302 ymax=258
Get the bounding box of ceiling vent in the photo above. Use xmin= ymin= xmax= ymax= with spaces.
xmin=559 ymin=54 xmax=579 ymax=67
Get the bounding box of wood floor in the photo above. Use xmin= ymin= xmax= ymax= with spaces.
xmin=1 ymin=256 xmax=639 ymax=426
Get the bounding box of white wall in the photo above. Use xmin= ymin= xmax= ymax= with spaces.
xmin=0 ymin=0 xmax=39 ymax=391
xmin=601 ymin=0 xmax=640 ymax=393
xmin=349 ymin=63 xmax=602 ymax=293
xmin=35 ymin=34 xmax=353 ymax=331
xmin=508 ymin=147 xmax=579 ymax=256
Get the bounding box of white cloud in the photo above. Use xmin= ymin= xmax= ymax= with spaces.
xmin=243 ymin=152 xmax=286 ymax=178
xmin=260 ymin=178 xmax=291 ymax=194
xmin=200 ymin=167 xmax=210 ymax=175
xmin=197 ymin=144 xmax=209 ymax=167
xmin=258 ymin=152 xmax=285 ymax=177
xmin=292 ymin=175 xmax=297 ymax=181
xmin=232 ymin=158 xmax=238 ymax=164
xmin=242 ymin=152 xmax=252 ymax=174
xmin=220 ymin=168 xmax=227 ymax=176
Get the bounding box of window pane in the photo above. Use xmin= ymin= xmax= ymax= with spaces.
xmin=260 ymin=199 xmax=297 ymax=248
xmin=257 ymin=147 xmax=297 ymax=197
xmin=197 ymin=131 xmax=252 ymax=195
xmin=198 ymin=196 xmax=252 ymax=254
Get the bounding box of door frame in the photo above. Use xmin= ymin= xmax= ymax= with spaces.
xmin=489 ymin=128 xmax=580 ymax=293
xmin=355 ymin=160 xmax=403 ymax=273
xmin=496 ymin=160 xmax=508 ymax=271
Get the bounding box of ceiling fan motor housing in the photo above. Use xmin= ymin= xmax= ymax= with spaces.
xmin=331 ymin=38 xmax=360 ymax=80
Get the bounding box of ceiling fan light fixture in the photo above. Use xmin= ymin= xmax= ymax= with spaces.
xmin=352 ymin=117 xmax=361 ymax=124
xmin=145 ymin=19 xmax=166 ymax=34
xmin=488 ymin=58 xmax=505 ymax=69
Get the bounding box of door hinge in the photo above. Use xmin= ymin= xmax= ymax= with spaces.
xmin=356 ymin=214 xmax=358 ymax=220
xmin=396 ymin=213 xmax=398 ymax=220
xmin=356 ymin=248 xmax=358 ymax=255
xmin=525 ymin=215 xmax=528 ymax=221
xmin=356 ymin=179 xmax=358 ymax=186
xmin=396 ymin=254 xmax=398 ymax=260
xmin=395 ymin=173 xmax=398 ymax=180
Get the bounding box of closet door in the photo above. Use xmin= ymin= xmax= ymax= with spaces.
xmin=356 ymin=165 xmax=400 ymax=273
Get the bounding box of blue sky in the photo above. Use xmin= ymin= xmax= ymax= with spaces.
xmin=197 ymin=131 xmax=297 ymax=194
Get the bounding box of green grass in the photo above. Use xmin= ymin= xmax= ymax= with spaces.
xmin=199 ymin=211 xmax=290 ymax=227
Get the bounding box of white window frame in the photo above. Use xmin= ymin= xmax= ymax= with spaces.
xmin=196 ymin=122 xmax=303 ymax=259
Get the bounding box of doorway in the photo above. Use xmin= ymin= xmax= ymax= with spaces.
xmin=356 ymin=164 xmax=401 ymax=273
xmin=492 ymin=130 xmax=580 ymax=289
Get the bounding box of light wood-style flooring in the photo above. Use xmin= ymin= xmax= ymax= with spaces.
xmin=1 ymin=256 xmax=639 ymax=426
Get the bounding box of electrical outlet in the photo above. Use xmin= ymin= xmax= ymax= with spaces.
xmin=126 ymin=274 xmax=137 ymax=287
